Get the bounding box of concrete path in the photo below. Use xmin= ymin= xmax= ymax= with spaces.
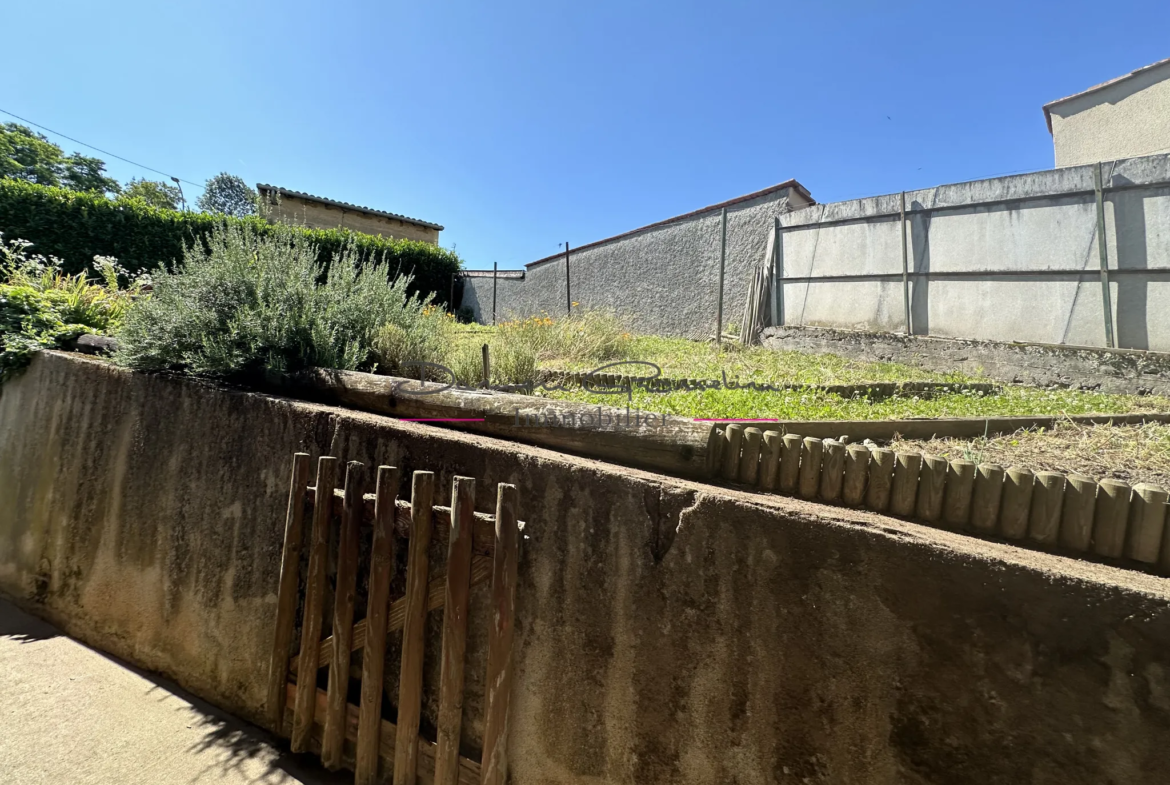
xmin=0 ymin=598 xmax=348 ymax=785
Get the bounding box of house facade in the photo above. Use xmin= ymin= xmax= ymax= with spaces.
xmin=256 ymin=184 xmax=443 ymax=244
xmin=1044 ymin=57 xmax=1170 ymax=168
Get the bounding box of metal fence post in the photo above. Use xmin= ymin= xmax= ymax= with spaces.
xmin=900 ymin=191 xmax=911 ymax=335
xmin=492 ymin=262 xmax=498 ymax=326
xmin=1094 ymin=162 xmax=1116 ymax=348
xmin=449 ymin=273 xmax=455 ymax=313
xmin=716 ymin=207 xmax=727 ymax=346
xmin=565 ymin=242 xmax=571 ymax=317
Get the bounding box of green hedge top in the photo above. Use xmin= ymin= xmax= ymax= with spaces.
xmin=0 ymin=179 xmax=463 ymax=308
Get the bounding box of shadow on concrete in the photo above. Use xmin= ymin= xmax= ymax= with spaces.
xmin=0 ymin=598 xmax=60 ymax=643
xmin=1 ymin=597 xmax=349 ymax=785
xmin=1111 ymin=175 xmax=1150 ymax=350
xmin=129 ymin=668 xmax=352 ymax=785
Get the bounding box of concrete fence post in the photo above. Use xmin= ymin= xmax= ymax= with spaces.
xmin=772 ymin=217 xmax=783 ymax=327
xmin=492 ymin=261 xmax=498 ymax=326
xmin=900 ymin=191 xmax=911 ymax=336
xmin=565 ymin=242 xmax=572 ymax=317
xmin=716 ymin=207 xmax=727 ymax=345
xmin=1094 ymin=162 xmax=1116 ymax=349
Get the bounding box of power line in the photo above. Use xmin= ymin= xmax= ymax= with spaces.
xmin=0 ymin=108 xmax=204 ymax=190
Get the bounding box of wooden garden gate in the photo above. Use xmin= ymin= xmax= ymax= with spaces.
xmin=265 ymin=453 xmax=520 ymax=785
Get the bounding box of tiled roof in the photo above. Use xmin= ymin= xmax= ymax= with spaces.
xmin=255 ymin=184 xmax=444 ymax=230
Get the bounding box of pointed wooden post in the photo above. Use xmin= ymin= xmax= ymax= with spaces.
xmin=266 ymin=452 xmax=309 ymax=733
xmin=291 ymin=456 xmax=338 ymax=753
xmin=323 ymin=461 xmax=366 ymax=768
xmin=480 ymin=484 xmax=520 ymax=785
xmin=356 ymin=466 xmax=401 ymax=785
xmin=394 ymin=471 xmax=435 ymax=785
xmin=434 ymin=477 xmax=476 ymax=785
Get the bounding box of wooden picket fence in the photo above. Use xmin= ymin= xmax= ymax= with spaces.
xmin=266 ymin=454 xmax=520 ymax=785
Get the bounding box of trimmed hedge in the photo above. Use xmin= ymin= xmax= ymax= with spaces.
xmin=0 ymin=179 xmax=462 ymax=308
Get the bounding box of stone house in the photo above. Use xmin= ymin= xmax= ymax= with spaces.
xmin=1044 ymin=57 xmax=1170 ymax=168
xmin=256 ymin=183 xmax=443 ymax=244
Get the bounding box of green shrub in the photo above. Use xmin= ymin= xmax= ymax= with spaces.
xmin=0 ymin=179 xmax=462 ymax=308
xmin=113 ymin=222 xmax=431 ymax=377
xmin=496 ymin=309 xmax=631 ymax=364
xmin=490 ymin=340 xmax=537 ymax=385
xmin=447 ymin=341 xmax=487 ymax=386
xmin=371 ymin=305 xmax=454 ymax=379
xmin=0 ymin=235 xmax=142 ymax=382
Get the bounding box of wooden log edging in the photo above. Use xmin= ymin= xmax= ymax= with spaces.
xmin=711 ymin=423 xmax=1170 ymax=576
xmin=748 ymin=412 xmax=1170 ymax=441
xmin=538 ymin=369 xmax=1001 ymax=401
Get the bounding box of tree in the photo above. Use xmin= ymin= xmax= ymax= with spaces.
xmin=123 ymin=177 xmax=182 ymax=210
xmin=197 ymin=172 xmax=256 ymax=217
xmin=0 ymin=123 xmax=65 ymax=186
xmin=0 ymin=123 xmax=121 ymax=196
xmin=63 ymin=153 xmax=121 ymax=196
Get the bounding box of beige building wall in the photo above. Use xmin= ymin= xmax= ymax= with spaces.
xmin=1048 ymin=59 xmax=1170 ymax=168
xmin=265 ymin=194 xmax=440 ymax=244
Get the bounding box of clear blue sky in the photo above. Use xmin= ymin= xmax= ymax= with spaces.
xmin=3 ymin=1 xmax=1168 ymax=269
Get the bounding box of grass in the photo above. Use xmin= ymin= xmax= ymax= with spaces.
xmin=450 ymin=323 xmax=1170 ymax=421
xmin=532 ymin=383 xmax=1170 ymax=421
xmin=545 ymin=334 xmax=966 ymax=384
xmin=887 ymin=421 xmax=1170 ymax=489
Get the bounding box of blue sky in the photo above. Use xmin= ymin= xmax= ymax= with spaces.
xmin=3 ymin=1 xmax=1168 ymax=269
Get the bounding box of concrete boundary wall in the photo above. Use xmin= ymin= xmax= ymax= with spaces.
xmin=778 ymin=153 xmax=1170 ymax=350
xmin=462 ymin=154 xmax=1170 ymax=352
xmin=461 ymin=183 xmax=812 ymax=337
xmin=4 ymin=351 xmax=1170 ymax=783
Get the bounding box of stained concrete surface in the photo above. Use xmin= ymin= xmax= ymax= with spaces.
xmin=0 ymin=598 xmax=346 ymax=785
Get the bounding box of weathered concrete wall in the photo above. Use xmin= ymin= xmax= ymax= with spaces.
xmin=763 ymin=324 xmax=1170 ymax=397
xmin=778 ymin=152 xmax=1170 ymax=352
xmin=461 ymin=185 xmax=811 ymax=337
xmin=4 ymin=351 xmax=1170 ymax=783
xmin=1048 ymin=59 xmax=1170 ymax=168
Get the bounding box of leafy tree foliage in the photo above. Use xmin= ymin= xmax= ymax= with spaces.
xmin=0 ymin=123 xmax=120 ymax=196
xmin=123 ymin=177 xmax=182 ymax=210
xmin=196 ymin=172 xmax=257 ymax=217
xmin=62 ymin=153 xmax=121 ymax=195
xmin=0 ymin=124 xmax=65 ymax=186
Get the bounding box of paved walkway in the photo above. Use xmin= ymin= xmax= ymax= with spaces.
xmin=0 ymin=598 xmax=348 ymax=784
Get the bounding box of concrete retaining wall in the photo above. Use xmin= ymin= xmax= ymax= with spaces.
xmin=3 ymin=351 xmax=1170 ymax=783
